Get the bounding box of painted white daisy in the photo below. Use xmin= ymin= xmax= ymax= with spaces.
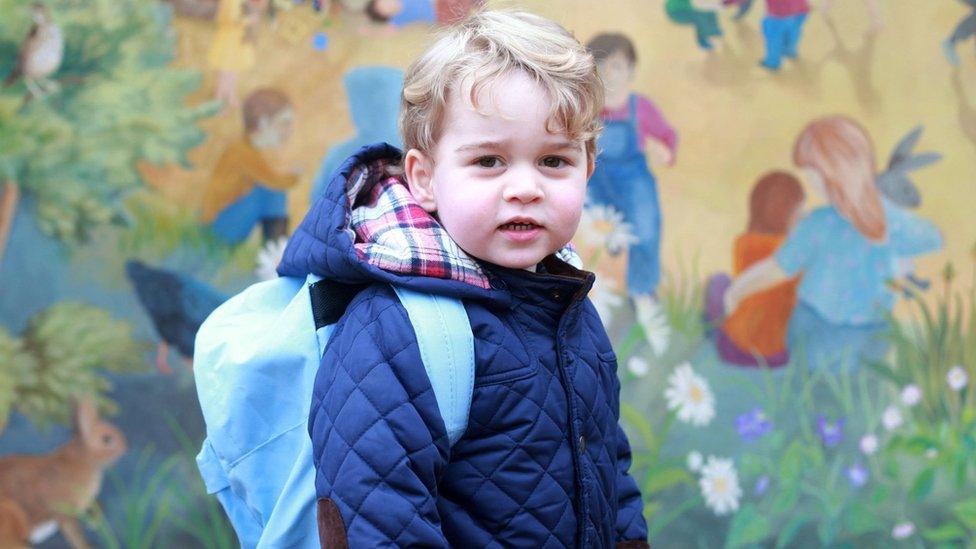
xmin=255 ymin=237 xmax=289 ymax=281
xmin=589 ymin=272 xmax=624 ymax=326
xmin=947 ymin=365 xmax=969 ymax=391
xmin=900 ymin=384 xmax=922 ymax=407
xmin=635 ymin=294 xmax=671 ymax=356
xmin=882 ymin=406 xmax=904 ymax=431
xmin=925 ymin=448 xmax=938 ymax=460
xmin=687 ymin=451 xmax=704 ymax=472
xmin=859 ymin=434 xmax=879 ymax=455
xmin=605 ymin=225 xmax=639 ymax=255
xmin=627 ymin=356 xmax=650 ymax=378
xmin=699 ymin=456 xmax=742 ymax=516
xmin=576 ymin=204 xmax=639 ymax=255
xmin=891 ymin=522 xmax=915 ymax=540
xmin=664 ymin=363 xmax=715 ymax=426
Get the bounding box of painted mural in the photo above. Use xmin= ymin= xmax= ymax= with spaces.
xmin=1 ymin=0 xmax=975 ymax=546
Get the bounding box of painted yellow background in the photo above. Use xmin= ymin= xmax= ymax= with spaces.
xmin=155 ymin=0 xmax=976 ymax=293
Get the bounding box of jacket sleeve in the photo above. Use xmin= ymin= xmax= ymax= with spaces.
xmin=308 ymin=287 xmax=451 ymax=548
xmin=612 ymin=374 xmax=649 ymax=547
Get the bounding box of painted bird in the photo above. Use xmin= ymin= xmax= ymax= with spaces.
xmin=125 ymin=260 xmax=227 ymax=374
xmin=3 ymin=2 xmax=64 ymax=99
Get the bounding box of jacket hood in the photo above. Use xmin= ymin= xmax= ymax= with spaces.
xmin=280 ymin=143 xmax=585 ymax=303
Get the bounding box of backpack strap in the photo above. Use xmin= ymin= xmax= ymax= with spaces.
xmin=308 ymin=277 xmax=368 ymax=355
xmin=391 ymin=286 xmax=475 ymax=447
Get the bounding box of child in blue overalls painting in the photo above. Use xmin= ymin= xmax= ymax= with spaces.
xmin=585 ymin=33 xmax=678 ymax=331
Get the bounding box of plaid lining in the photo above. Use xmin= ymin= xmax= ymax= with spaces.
xmin=346 ymin=159 xmax=582 ymax=289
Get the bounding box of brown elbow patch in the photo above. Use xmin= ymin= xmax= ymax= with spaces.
xmin=317 ymin=498 xmax=348 ymax=549
xmin=616 ymin=541 xmax=650 ymax=549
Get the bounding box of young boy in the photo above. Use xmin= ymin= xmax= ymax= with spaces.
xmin=277 ymin=10 xmax=649 ymax=548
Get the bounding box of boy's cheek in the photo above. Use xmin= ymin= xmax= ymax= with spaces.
xmin=563 ymin=185 xmax=588 ymax=212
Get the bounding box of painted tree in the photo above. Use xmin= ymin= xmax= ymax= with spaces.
xmin=0 ymin=0 xmax=216 ymax=258
xmin=0 ymin=302 xmax=147 ymax=435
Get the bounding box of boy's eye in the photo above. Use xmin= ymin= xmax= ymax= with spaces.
xmin=475 ymin=156 xmax=502 ymax=168
xmin=541 ymin=156 xmax=568 ymax=168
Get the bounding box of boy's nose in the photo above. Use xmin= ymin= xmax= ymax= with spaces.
xmin=501 ymin=170 xmax=544 ymax=204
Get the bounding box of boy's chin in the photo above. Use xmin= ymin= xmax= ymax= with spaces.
xmin=484 ymin=253 xmax=550 ymax=271
xmin=463 ymin=242 xmax=567 ymax=271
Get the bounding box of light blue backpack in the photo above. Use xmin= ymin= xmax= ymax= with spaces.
xmin=193 ymin=274 xmax=475 ymax=548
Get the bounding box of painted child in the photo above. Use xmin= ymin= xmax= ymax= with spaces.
xmin=365 ymin=0 xmax=402 ymax=24
xmin=201 ymin=88 xmax=301 ymax=244
xmin=309 ymin=66 xmax=404 ymax=201
xmin=759 ymin=0 xmax=811 ymax=71
xmin=585 ymin=33 xmax=678 ymax=334
xmin=707 ymin=171 xmax=805 ymax=367
xmin=434 ymin=0 xmax=485 ymax=24
xmin=357 ymin=0 xmax=403 ymax=35
xmin=725 ymin=116 xmax=943 ymax=372
xmin=288 ymin=10 xmax=649 ymax=547
xmin=665 ymin=0 xmax=725 ymax=50
xmin=208 ymin=0 xmax=267 ymax=108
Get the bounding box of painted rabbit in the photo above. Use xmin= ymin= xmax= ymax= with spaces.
xmin=876 ymin=125 xmax=943 ymax=292
xmin=0 ymin=498 xmax=30 ymax=548
xmin=0 ymin=398 xmax=127 ymax=549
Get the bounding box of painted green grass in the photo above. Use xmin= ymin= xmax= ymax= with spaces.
xmin=84 ymin=413 xmax=237 ymax=548
xmin=626 ymin=264 xmax=976 ymax=547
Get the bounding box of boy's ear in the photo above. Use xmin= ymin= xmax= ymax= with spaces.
xmin=586 ymin=155 xmax=595 ymax=180
xmin=404 ymin=148 xmax=437 ymax=212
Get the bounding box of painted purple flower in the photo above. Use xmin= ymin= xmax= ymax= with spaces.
xmin=754 ymin=475 xmax=770 ymax=496
xmin=736 ymin=408 xmax=773 ymax=442
xmin=846 ymin=462 xmax=869 ymax=488
xmin=816 ymin=415 xmax=845 ymax=448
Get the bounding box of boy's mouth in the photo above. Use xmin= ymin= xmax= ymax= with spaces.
xmin=498 ymin=218 xmax=544 ymax=243
xmin=498 ymin=217 xmax=543 ymax=231
xmin=499 ymin=222 xmax=541 ymax=231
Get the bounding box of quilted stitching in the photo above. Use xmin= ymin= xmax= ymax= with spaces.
xmin=293 ymin=144 xmax=648 ymax=548
xmin=310 ymin=287 xmax=449 ymax=546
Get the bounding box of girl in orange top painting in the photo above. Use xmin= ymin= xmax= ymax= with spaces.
xmin=706 ymin=171 xmax=805 ymax=367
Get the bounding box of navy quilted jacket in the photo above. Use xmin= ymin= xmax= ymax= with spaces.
xmin=279 ymin=143 xmax=648 ymax=548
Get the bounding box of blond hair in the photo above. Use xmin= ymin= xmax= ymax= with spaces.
xmin=793 ymin=116 xmax=886 ymax=241
xmin=400 ymin=9 xmax=604 ymax=159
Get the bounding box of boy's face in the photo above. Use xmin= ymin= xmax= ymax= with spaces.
xmin=405 ymin=70 xmax=593 ymax=270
